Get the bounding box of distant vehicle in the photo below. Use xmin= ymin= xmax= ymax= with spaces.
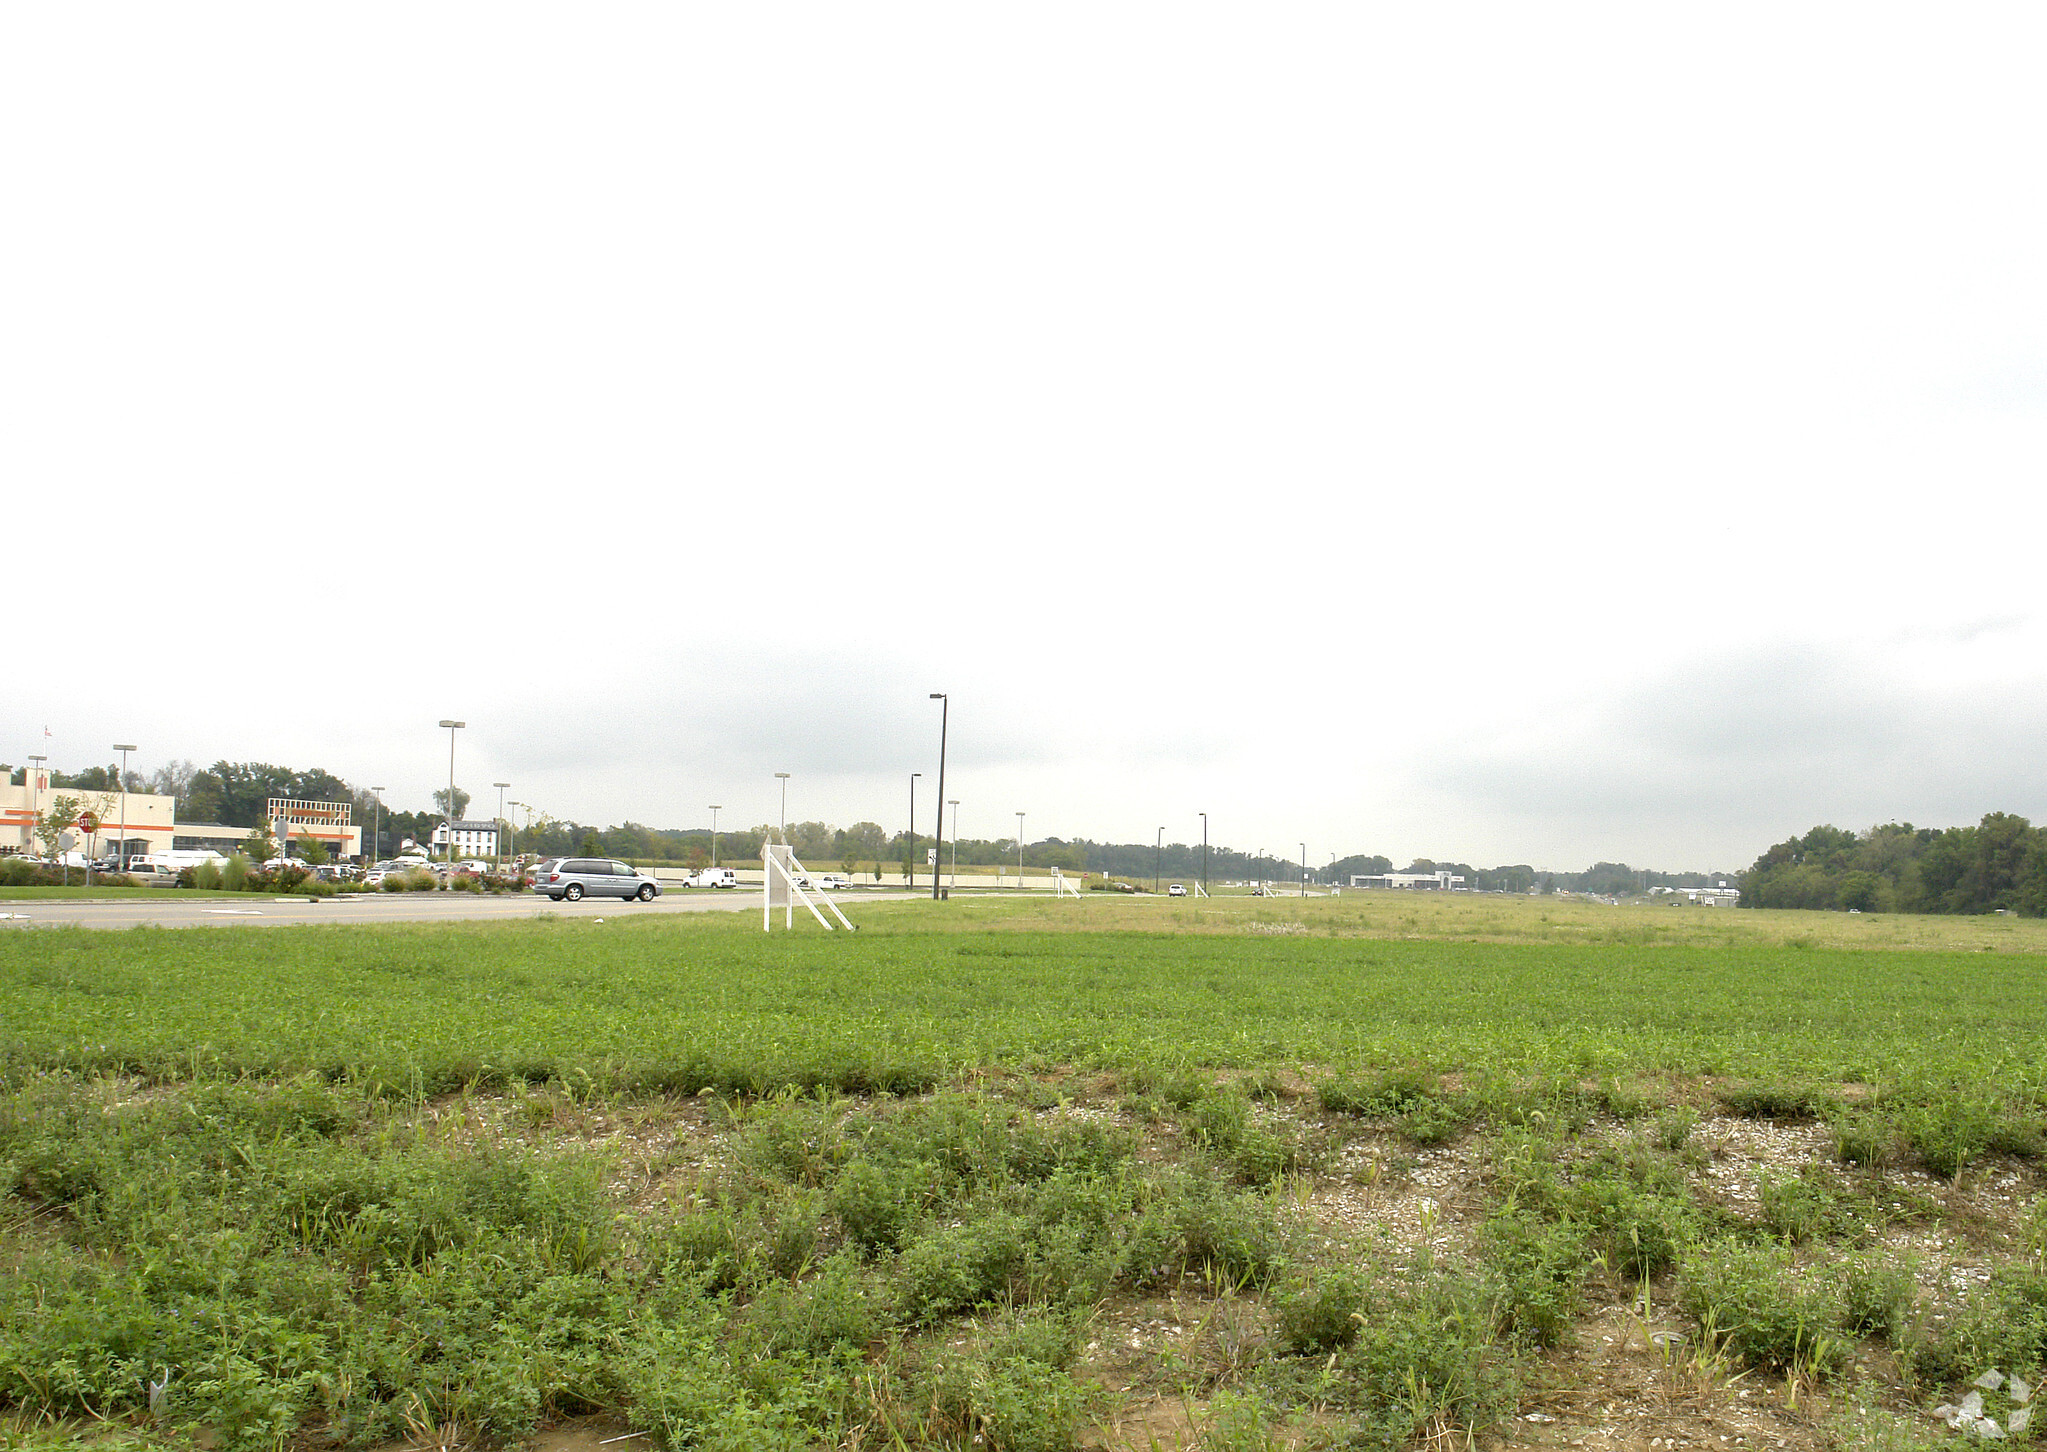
xmin=364 ymin=860 xmax=431 ymax=886
xmin=1250 ymin=885 xmax=1271 ymax=896
xmin=816 ymin=874 xmax=851 ymax=890
xmin=1167 ymin=883 xmax=1187 ymax=897
xmin=692 ymin=867 xmax=738 ymax=890
xmin=533 ymin=858 xmax=662 ymax=902
xmin=149 ymin=849 xmax=231 ymax=876
xmin=456 ymin=859 xmax=492 ymax=874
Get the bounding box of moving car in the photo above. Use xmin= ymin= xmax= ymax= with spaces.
xmin=816 ymin=873 xmax=851 ymax=890
xmin=692 ymin=867 xmax=738 ymax=889
xmin=532 ymin=858 xmax=662 ymax=902
xmin=1167 ymin=882 xmax=1187 ymax=897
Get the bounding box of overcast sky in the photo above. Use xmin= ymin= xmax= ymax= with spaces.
xmin=10 ymin=5 xmax=2047 ymax=873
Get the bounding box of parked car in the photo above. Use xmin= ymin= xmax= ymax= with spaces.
xmin=532 ymin=858 xmax=662 ymax=902
xmin=692 ymin=867 xmax=738 ymax=890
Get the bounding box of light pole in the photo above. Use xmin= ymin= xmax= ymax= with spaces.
xmin=1199 ymin=812 xmax=1209 ymax=899
xmin=773 ymin=774 xmax=790 ymax=842
xmin=929 ymin=693 xmax=947 ymax=901
xmin=371 ymin=787 xmax=385 ymax=864
xmin=1257 ymin=848 xmax=1265 ymax=893
xmin=1300 ymin=842 xmax=1307 ymax=898
xmin=1155 ymin=827 xmax=1164 ymax=895
xmin=493 ymin=782 xmax=510 ymax=869
xmin=948 ymin=800 xmax=959 ymax=891
xmin=508 ymin=801 xmax=523 ymax=863
xmin=26 ymin=755 xmax=46 ymax=858
xmin=908 ymin=772 xmax=922 ymax=889
xmin=112 ymin=744 xmax=136 ymax=869
xmin=709 ymin=806 xmax=722 ymax=868
xmin=437 ymin=720 xmax=464 ymax=862
xmin=1015 ymin=812 xmax=1025 ymax=889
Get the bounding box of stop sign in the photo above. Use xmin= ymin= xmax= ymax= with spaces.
xmin=77 ymin=811 xmax=100 ymax=833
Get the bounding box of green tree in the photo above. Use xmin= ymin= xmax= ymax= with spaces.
xmin=432 ymin=786 xmax=473 ymax=821
xmin=579 ymin=830 xmax=601 ymax=856
xmin=244 ymin=822 xmax=277 ymax=862
xmin=35 ymin=794 xmax=81 ymax=859
xmin=296 ymin=833 xmax=330 ymax=867
xmin=1838 ymin=871 xmax=1882 ymax=913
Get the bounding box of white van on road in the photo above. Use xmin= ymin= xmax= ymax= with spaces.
xmin=692 ymin=867 xmax=738 ymax=889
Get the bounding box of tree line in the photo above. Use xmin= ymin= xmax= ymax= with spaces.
xmin=1740 ymin=813 xmax=2047 ymax=915
xmin=4 ymin=759 xmax=1736 ymax=887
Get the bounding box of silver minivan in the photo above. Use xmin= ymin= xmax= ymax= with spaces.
xmin=532 ymin=858 xmax=661 ymax=902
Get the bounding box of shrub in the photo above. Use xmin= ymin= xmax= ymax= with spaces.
xmin=1481 ymin=1210 xmax=1586 ymax=1348
xmin=1274 ymin=1267 xmax=1369 ymax=1353
xmin=919 ymin=1352 xmax=1091 ymax=1452
xmin=1831 ymin=1111 xmax=1897 ymax=1168
xmin=900 ymin=1210 xmax=1028 ymax=1322
xmin=1906 ymin=1265 xmax=2047 ymax=1386
xmin=221 ymin=853 xmax=251 ymax=891
xmin=1717 ymin=1083 xmax=1826 ymax=1121
xmin=1678 ymin=1239 xmax=1846 ymax=1374
xmin=1329 ymin=1264 xmax=1517 ymax=1449
xmin=1906 ymin=1100 xmax=2004 ymax=1179
xmin=1317 ymin=1068 xmax=1436 ymax=1117
xmin=1839 ymin=1254 xmax=1916 ymax=1340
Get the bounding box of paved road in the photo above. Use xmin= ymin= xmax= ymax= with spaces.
xmin=0 ymin=888 xmax=911 ymax=930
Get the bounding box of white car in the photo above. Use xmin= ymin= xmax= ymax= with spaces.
xmin=1168 ymin=883 xmax=1187 ymax=897
xmin=817 ymin=873 xmax=851 ymax=890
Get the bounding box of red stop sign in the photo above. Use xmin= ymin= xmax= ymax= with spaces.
xmin=77 ymin=811 xmax=100 ymax=833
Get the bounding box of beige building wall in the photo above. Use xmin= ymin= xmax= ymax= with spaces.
xmin=1 ymin=774 xmax=177 ymax=858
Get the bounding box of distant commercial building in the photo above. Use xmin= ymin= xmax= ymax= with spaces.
xmin=266 ymin=798 xmax=362 ymax=860
xmin=430 ymin=819 xmax=500 ymax=859
xmin=2 ymin=771 xmax=176 ymax=861
xmin=1349 ymin=869 xmax=1467 ymax=891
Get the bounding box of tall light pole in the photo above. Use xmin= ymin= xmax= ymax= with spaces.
xmin=1155 ymin=827 xmax=1164 ymax=895
xmin=908 ymin=773 xmax=922 ymax=889
xmin=929 ymin=693 xmax=947 ymax=900
xmin=709 ymin=805 xmax=722 ymax=868
xmin=371 ymin=787 xmax=385 ymax=864
xmin=508 ymin=802 xmax=523 ymax=863
xmin=1015 ymin=812 xmax=1025 ymax=889
xmin=1300 ymin=841 xmax=1308 ymax=898
xmin=773 ymin=774 xmax=790 ymax=843
xmin=112 ymin=744 xmax=136 ymax=869
xmin=1199 ymin=812 xmax=1208 ymax=899
xmin=437 ymin=720 xmax=464 ymax=862
xmin=26 ymin=755 xmax=46 ymax=857
xmin=493 ymin=782 xmax=510 ymax=869
xmin=948 ymin=799 xmax=959 ymax=891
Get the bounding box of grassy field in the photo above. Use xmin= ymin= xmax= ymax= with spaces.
xmin=1 ymin=894 xmax=2042 ymax=1451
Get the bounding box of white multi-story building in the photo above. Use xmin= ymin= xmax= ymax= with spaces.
xmin=430 ymin=819 xmax=500 ymax=860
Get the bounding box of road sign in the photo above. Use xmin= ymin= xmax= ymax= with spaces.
xmin=77 ymin=811 xmax=100 ymax=833
xmin=57 ymin=831 xmax=76 ymax=851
